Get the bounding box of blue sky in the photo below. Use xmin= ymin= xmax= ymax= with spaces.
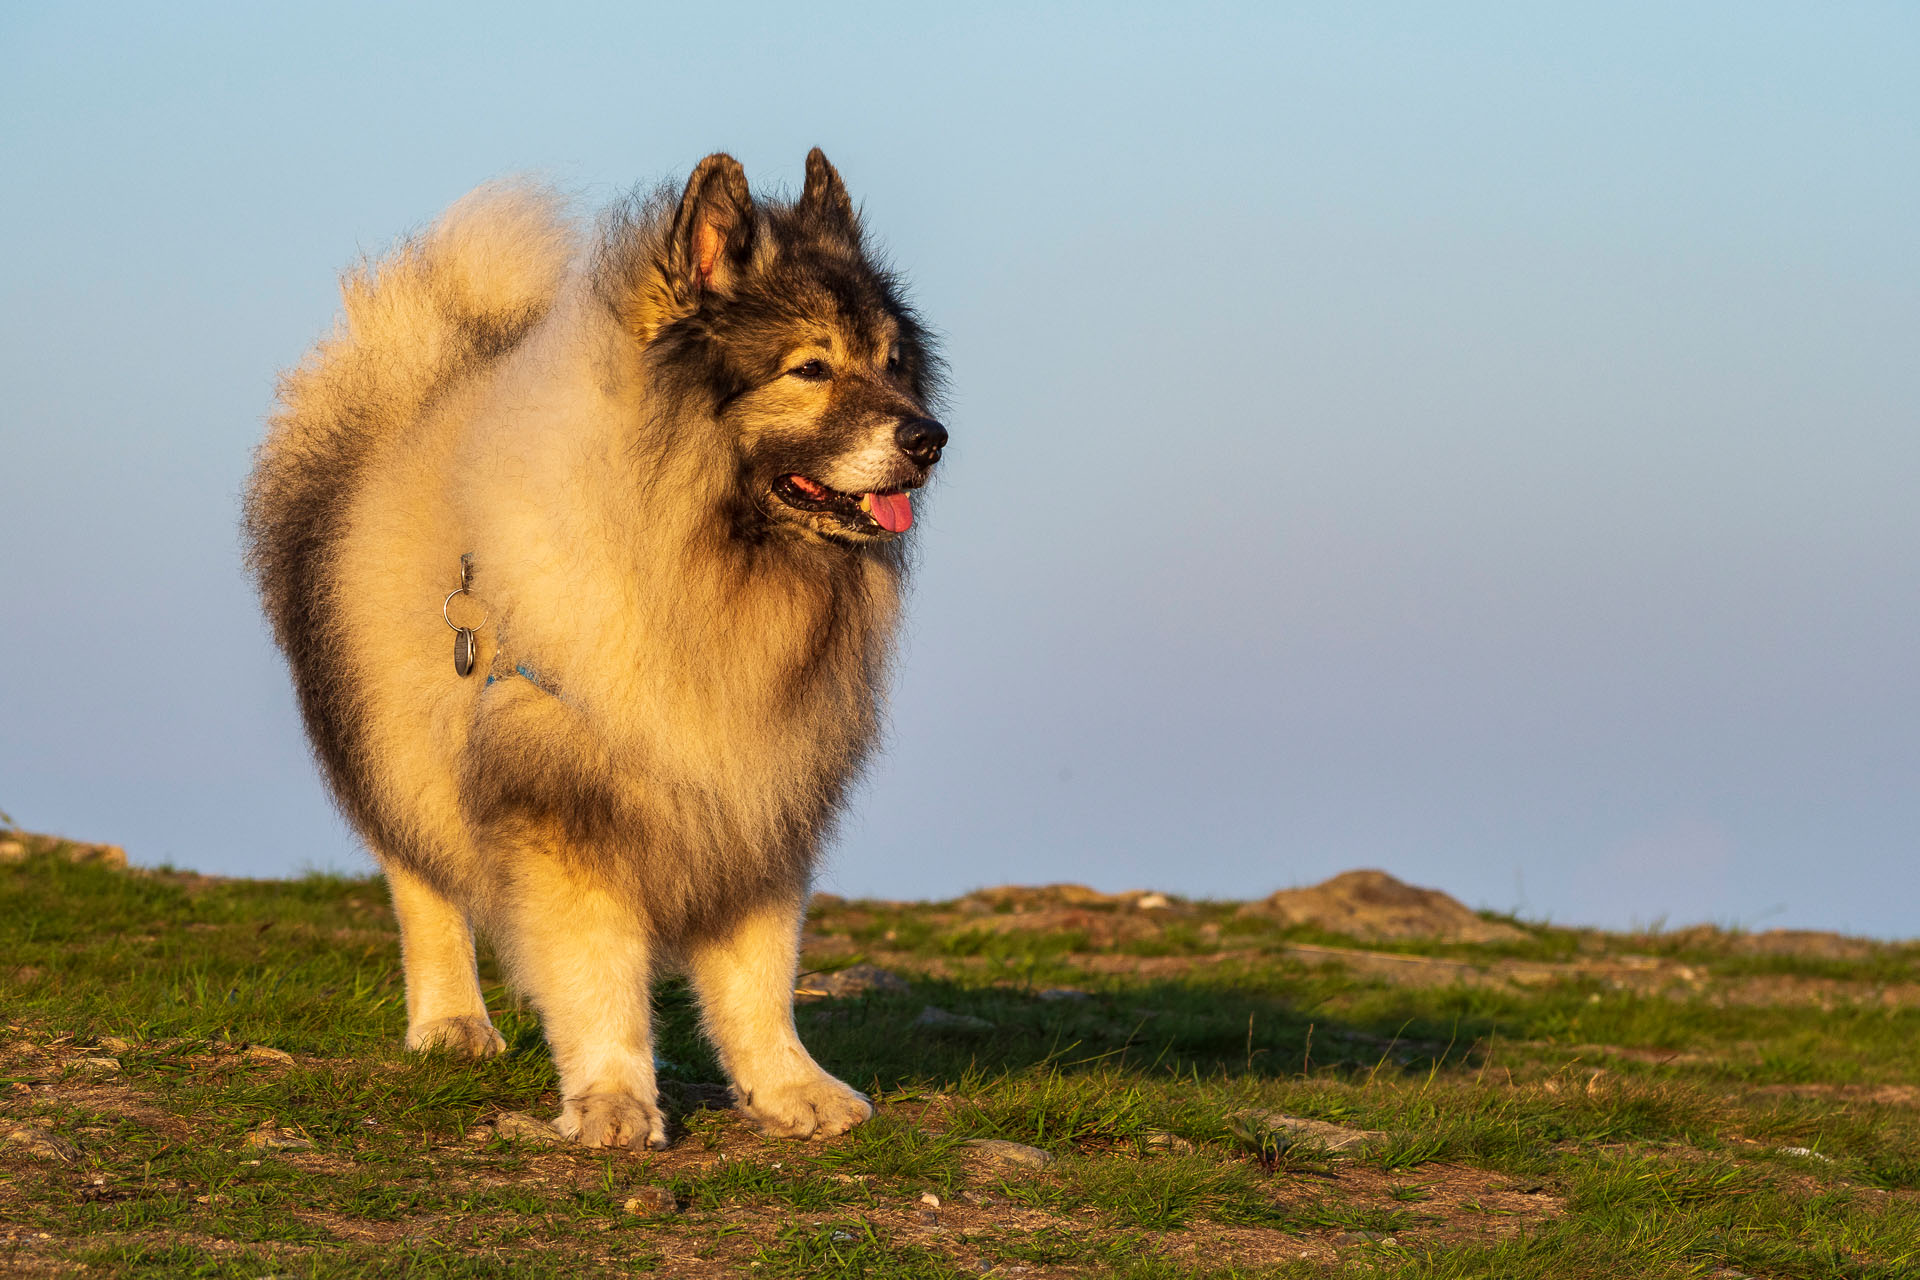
xmin=2 ymin=3 xmax=1916 ymax=934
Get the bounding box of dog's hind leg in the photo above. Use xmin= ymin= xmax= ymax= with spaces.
xmin=495 ymin=852 xmax=668 ymax=1150
xmin=685 ymin=890 xmax=873 ymax=1139
xmin=385 ymin=861 xmax=506 ymax=1058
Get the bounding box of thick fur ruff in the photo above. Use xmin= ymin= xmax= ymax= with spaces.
xmin=245 ymin=152 xmax=943 ymax=1144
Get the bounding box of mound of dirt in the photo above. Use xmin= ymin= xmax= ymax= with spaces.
xmin=957 ymin=884 xmax=1171 ymax=914
xmin=0 ymin=831 xmax=125 ymax=869
xmin=1240 ymin=870 xmax=1526 ymax=944
xmin=1644 ymin=924 xmax=1883 ymax=960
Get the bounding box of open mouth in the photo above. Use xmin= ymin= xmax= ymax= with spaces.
xmin=773 ymin=474 xmax=914 ymax=534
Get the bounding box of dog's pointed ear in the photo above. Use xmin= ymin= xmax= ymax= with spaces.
xmin=668 ymin=152 xmax=755 ymax=297
xmin=798 ymin=147 xmax=856 ymax=235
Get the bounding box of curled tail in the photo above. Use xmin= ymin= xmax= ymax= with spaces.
xmin=244 ymin=182 xmax=574 ymax=648
xmin=244 ymin=184 xmax=572 ymax=848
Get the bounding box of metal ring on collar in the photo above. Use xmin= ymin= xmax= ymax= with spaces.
xmin=444 ymin=588 xmax=487 ymax=632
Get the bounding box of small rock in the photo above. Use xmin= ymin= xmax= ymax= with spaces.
xmin=919 ymin=1191 xmax=941 ymax=1208
xmin=914 ymin=1006 xmax=995 ymax=1033
xmin=480 ymin=1111 xmax=565 ymax=1145
xmin=1143 ymin=1131 xmax=1195 ymax=1154
xmin=193 ymin=1193 xmax=231 ymax=1205
xmin=1232 ymin=1110 xmax=1386 ymax=1155
xmin=243 ymin=1120 xmax=313 ymax=1152
xmin=622 ymin=1186 xmax=677 ymax=1216
xmin=97 ymin=1036 xmax=133 ymax=1053
xmin=3 ymin=1125 xmax=80 ymax=1162
xmin=1036 ymin=988 xmax=1090 ymax=1002
xmin=75 ymin=1057 xmax=121 ymax=1074
xmin=962 ymin=1138 xmax=1052 ymax=1168
xmin=913 ymin=1208 xmax=940 ymax=1227
xmin=1132 ymin=892 xmax=1173 ymax=911
xmin=1776 ymin=1146 xmax=1833 ymax=1163
xmin=242 ymin=1046 xmax=296 ymax=1065
xmin=794 ymin=963 xmax=910 ymax=1001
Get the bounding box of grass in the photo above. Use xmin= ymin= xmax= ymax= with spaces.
xmin=2 ymin=851 xmax=1917 ymax=1277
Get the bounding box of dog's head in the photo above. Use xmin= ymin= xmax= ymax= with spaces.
xmin=626 ymin=150 xmax=945 ymax=545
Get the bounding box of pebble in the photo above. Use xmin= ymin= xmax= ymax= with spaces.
xmin=469 ymin=1110 xmax=564 ymax=1145
xmin=97 ymin=1036 xmax=133 ymax=1053
xmin=962 ymin=1138 xmax=1052 ymax=1168
xmin=622 ymin=1186 xmax=677 ymax=1216
xmin=794 ymin=963 xmax=910 ymax=1001
xmin=3 ymin=1125 xmax=80 ymax=1163
xmin=919 ymin=1192 xmax=941 ymax=1208
xmin=914 ymin=1006 xmax=995 ymax=1033
xmin=243 ymin=1120 xmax=313 ymax=1152
xmin=75 ymin=1057 xmax=121 ymax=1075
xmin=1143 ymin=1131 xmax=1195 ymax=1154
xmin=1231 ymin=1109 xmax=1387 ymax=1155
xmin=243 ymin=1046 xmax=296 ymax=1065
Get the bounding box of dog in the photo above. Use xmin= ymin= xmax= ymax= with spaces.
xmin=244 ymin=150 xmax=945 ymax=1148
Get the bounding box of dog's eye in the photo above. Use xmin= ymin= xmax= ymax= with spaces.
xmin=885 ymin=348 xmax=903 ymax=372
xmin=787 ymin=359 xmax=831 ymax=381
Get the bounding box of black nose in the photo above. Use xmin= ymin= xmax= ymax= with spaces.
xmin=895 ymin=417 xmax=948 ymax=466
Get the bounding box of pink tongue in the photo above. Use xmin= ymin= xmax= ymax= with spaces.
xmin=867 ymin=490 xmax=913 ymax=533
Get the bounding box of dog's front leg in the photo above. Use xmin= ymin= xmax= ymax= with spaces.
xmin=685 ymin=890 xmax=873 ymax=1139
xmin=498 ymin=860 xmax=668 ymax=1150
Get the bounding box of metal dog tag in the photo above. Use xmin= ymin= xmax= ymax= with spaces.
xmin=453 ymin=627 xmax=477 ymax=677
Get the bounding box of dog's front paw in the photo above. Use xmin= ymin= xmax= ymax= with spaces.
xmin=406 ymin=1015 xmax=506 ymax=1058
xmin=736 ymin=1071 xmax=873 ymax=1140
xmin=555 ymin=1092 xmax=669 ymax=1150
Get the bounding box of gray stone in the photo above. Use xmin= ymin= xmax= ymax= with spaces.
xmin=3 ymin=1125 xmax=79 ymax=1162
xmin=243 ymin=1120 xmax=313 ymax=1151
xmin=622 ymin=1186 xmax=677 ymax=1216
xmin=1233 ymin=1109 xmax=1386 ymax=1155
xmin=962 ymin=1138 xmax=1052 ymax=1168
xmin=914 ymin=1006 xmax=994 ymax=1033
xmin=483 ymin=1110 xmax=565 ymax=1145
xmin=794 ymin=963 xmax=910 ymax=1001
